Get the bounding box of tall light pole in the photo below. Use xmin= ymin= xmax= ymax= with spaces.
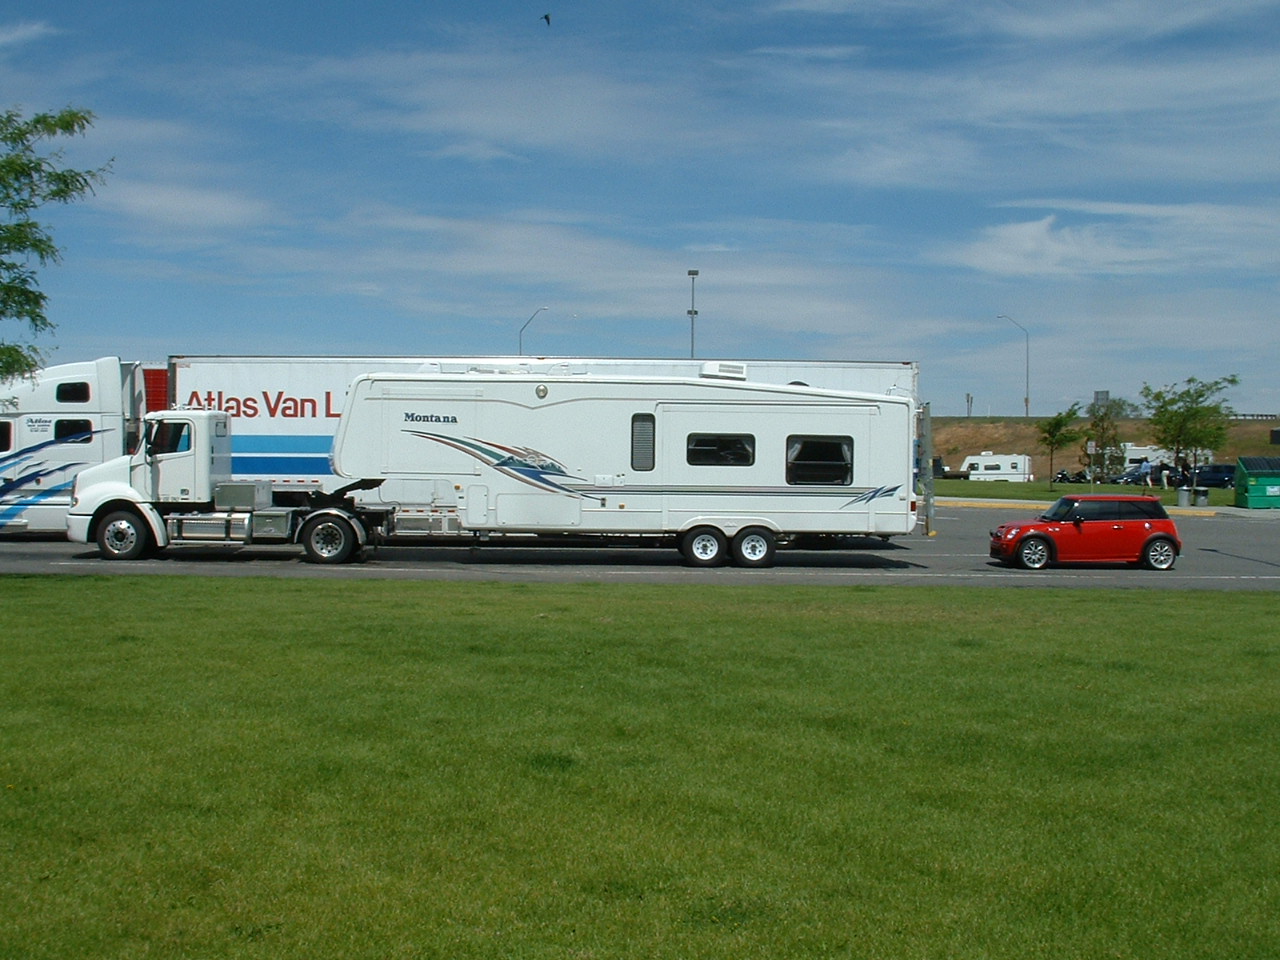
xmin=687 ymin=270 xmax=699 ymax=359
xmin=518 ymin=306 xmax=548 ymax=356
xmin=998 ymin=314 xmax=1029 ymax=417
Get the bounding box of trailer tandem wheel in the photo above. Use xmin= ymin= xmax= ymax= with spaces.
xmin=681 ymin=527 xmax=728 ymax=567
xmin=731 ymin=527 xmax=777 ymax=568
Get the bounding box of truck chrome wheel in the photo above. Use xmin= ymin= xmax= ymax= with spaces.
xmin=301 ymin=515 xmax=358 ymax=564
xmin=681 ymin=527 xmax=727 ymax=567
xmin=97 ymin=510 xmax=149 ymax=560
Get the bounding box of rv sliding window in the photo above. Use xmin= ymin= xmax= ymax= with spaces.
xmin=786 ymin=435 xmax=853 ymax=485
xmin=687 ymin=434 xmax=755 ymax=467
xmin=54 ymin=419 xmax=93 ymax=444
xmin=56 ymin=381 xmax=91 ymax=403
xmin=631 ymin=414 xmax=656 ymax=471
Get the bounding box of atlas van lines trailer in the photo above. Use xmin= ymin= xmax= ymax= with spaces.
xmin=68 ymin=370 xmax=918 ymax=567
xmin=5 ymin=354 xmax=919 ymax=534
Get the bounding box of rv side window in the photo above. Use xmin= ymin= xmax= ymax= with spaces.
xmin=687 ymin=434 xmax=755 ymax=466
xmin=0 ymin=420 xmax=11 ymax=453
xmin=54 ymin=419 xmax=93 ymax=443
xmin=786 ymin=435 xmax=853 ymax=485
xmin=56 ymin=381 xmax=91 ymax=404
xmin=983 ymin=463 xmax=1000 ymax=471
xmin=631 ymin=414 xmax=655 ymax=471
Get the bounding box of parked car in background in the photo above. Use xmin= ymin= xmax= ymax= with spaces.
xmin=1191 ymin=463 xmax=1236 ymax=488
xmin=989 ymin=494 xmax=1182 ymax=571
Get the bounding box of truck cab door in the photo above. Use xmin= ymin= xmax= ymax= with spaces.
xmin=139 ymin=417 xmax=201 ymax=503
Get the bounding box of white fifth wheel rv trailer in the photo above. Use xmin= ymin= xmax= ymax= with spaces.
xmin=329 ymin=370 xmax=918 ymax=565
xmin=0 ymin=358 xmax=153 ymax=534
xmin=167 ymin=355 xmax=918 ymax=493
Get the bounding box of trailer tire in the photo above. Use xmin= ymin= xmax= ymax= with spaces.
xmin=681 ymin=527 xmax=728 ymax=567
xmin=301 ymin=515 xmax=359 ymax=564
xmin=96 ymin=510 xmax=151 ymax=561
xmin=731 ymin=527 xmax=777 ymax=568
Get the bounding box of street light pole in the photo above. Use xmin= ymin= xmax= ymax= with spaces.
xmin=998 ymin=314 xmax=1029 ymax=417
xmin=687 ymin=270 xmax=699 ymax=359
xmin=519 ymin=306 xmax=549 ymax=356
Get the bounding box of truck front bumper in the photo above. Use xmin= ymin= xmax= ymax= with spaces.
xmin=66 ymin=513 xmax=93 ymax=544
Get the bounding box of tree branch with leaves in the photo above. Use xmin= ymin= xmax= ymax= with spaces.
xmin=1139 ymin=375 xmax=1240 ymax=474
xmin=1 ymin=106 xmax=110 ymax=381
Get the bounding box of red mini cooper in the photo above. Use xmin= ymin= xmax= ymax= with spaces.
xmin=989 ymin=494 xmax=1182 ymax=570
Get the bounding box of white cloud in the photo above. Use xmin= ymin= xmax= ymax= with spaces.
xmin=0 ymin=21 xmax=56 ymax=49
xmin=96 ymin=180 xmax=276 ymax=233
xmin=941 ymin=202 xmax=1280 ymax=278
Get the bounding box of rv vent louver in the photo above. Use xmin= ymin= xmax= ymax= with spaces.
xmin=699 ymin=362 xmax=748 ymax=381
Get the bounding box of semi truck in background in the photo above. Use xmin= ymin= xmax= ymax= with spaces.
xmin=68 ymin=369 xmax=919 ymax=567
xmin=6 ymin=353 xmax=920 ymax=536
xmin=1 ymin=358 xmax=160 ymax=534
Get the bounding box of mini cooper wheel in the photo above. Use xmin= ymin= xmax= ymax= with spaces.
xmin=681 ymin=527 xmax=728 ymax=567
xmin=1016 ymin=536 xmax=1051 ymax=570
xmin=1141 ymin=537 xmax=1177 ymax=571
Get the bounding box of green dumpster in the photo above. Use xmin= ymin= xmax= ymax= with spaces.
xmin=1234 ymin=457 xmax=1280 ymax=509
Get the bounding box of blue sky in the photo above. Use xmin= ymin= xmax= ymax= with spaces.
xmin=3 ymin=1 xmax=1278 ymax=416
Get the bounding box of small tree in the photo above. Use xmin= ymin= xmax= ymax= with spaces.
xmin=1140 ymin=375 xmax=1239 ymax=475
xmin=1 ymin=106 xmax=110 ymax=381
xmin=1037 ymin=403 xmax=1082 ymax=489
xmin=1082 ymin=396 xmax=1127 ymax=480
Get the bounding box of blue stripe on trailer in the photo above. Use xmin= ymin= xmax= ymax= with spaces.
xmin=231 ymin=435 xmax=333 ymax=454
xmin=231 ymin=455 xmax=333 ymax=476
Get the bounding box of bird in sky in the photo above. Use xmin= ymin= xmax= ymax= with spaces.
xmin=542 ymin=13 xmax=551 ymax=26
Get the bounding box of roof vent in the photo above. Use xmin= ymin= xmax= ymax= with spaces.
xmin=699 ymin=361 xmax=748 ymax=381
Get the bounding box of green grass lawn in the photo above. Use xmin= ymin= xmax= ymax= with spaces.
xmin=3 ymin=577 xmax=1277 ymax=959
xmin=931 ymin=478 xmax=1238 ymax=507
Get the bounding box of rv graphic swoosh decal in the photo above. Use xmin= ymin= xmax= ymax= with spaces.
xmin=405 ymin=431 xmax=598 ymax=500
xmin=842 ymin=484 xmax=902 ymax=507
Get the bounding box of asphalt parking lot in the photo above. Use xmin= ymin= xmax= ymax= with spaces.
xmin=2 ymin=500 xmax=1277 ymax=589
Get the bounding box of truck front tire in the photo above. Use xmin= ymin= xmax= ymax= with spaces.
xmin=301 ymin=515 xmax=359 ymax=564
xmin=97 ymin=510 xmax=151 ymax=561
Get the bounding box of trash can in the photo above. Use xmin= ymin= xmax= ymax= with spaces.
xmin=1193 ymin=487 xmax=1209 ymax=507
xmin=1177 ymin=487 xmax=1191 ymax=507
xmin=1235 ymin=457 xmax=1280 ymax=509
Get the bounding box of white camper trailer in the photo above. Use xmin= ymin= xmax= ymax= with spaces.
xmin=961 ymin=452 xmax=1034 ymax=482
xmin=1 ymin=358 xmax=150 ymax=533
xmin=330 ymin=371 xmax=918 ymax=565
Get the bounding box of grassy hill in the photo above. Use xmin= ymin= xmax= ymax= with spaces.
xmin=931 ymin=417 xmax=1279 ymax=480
